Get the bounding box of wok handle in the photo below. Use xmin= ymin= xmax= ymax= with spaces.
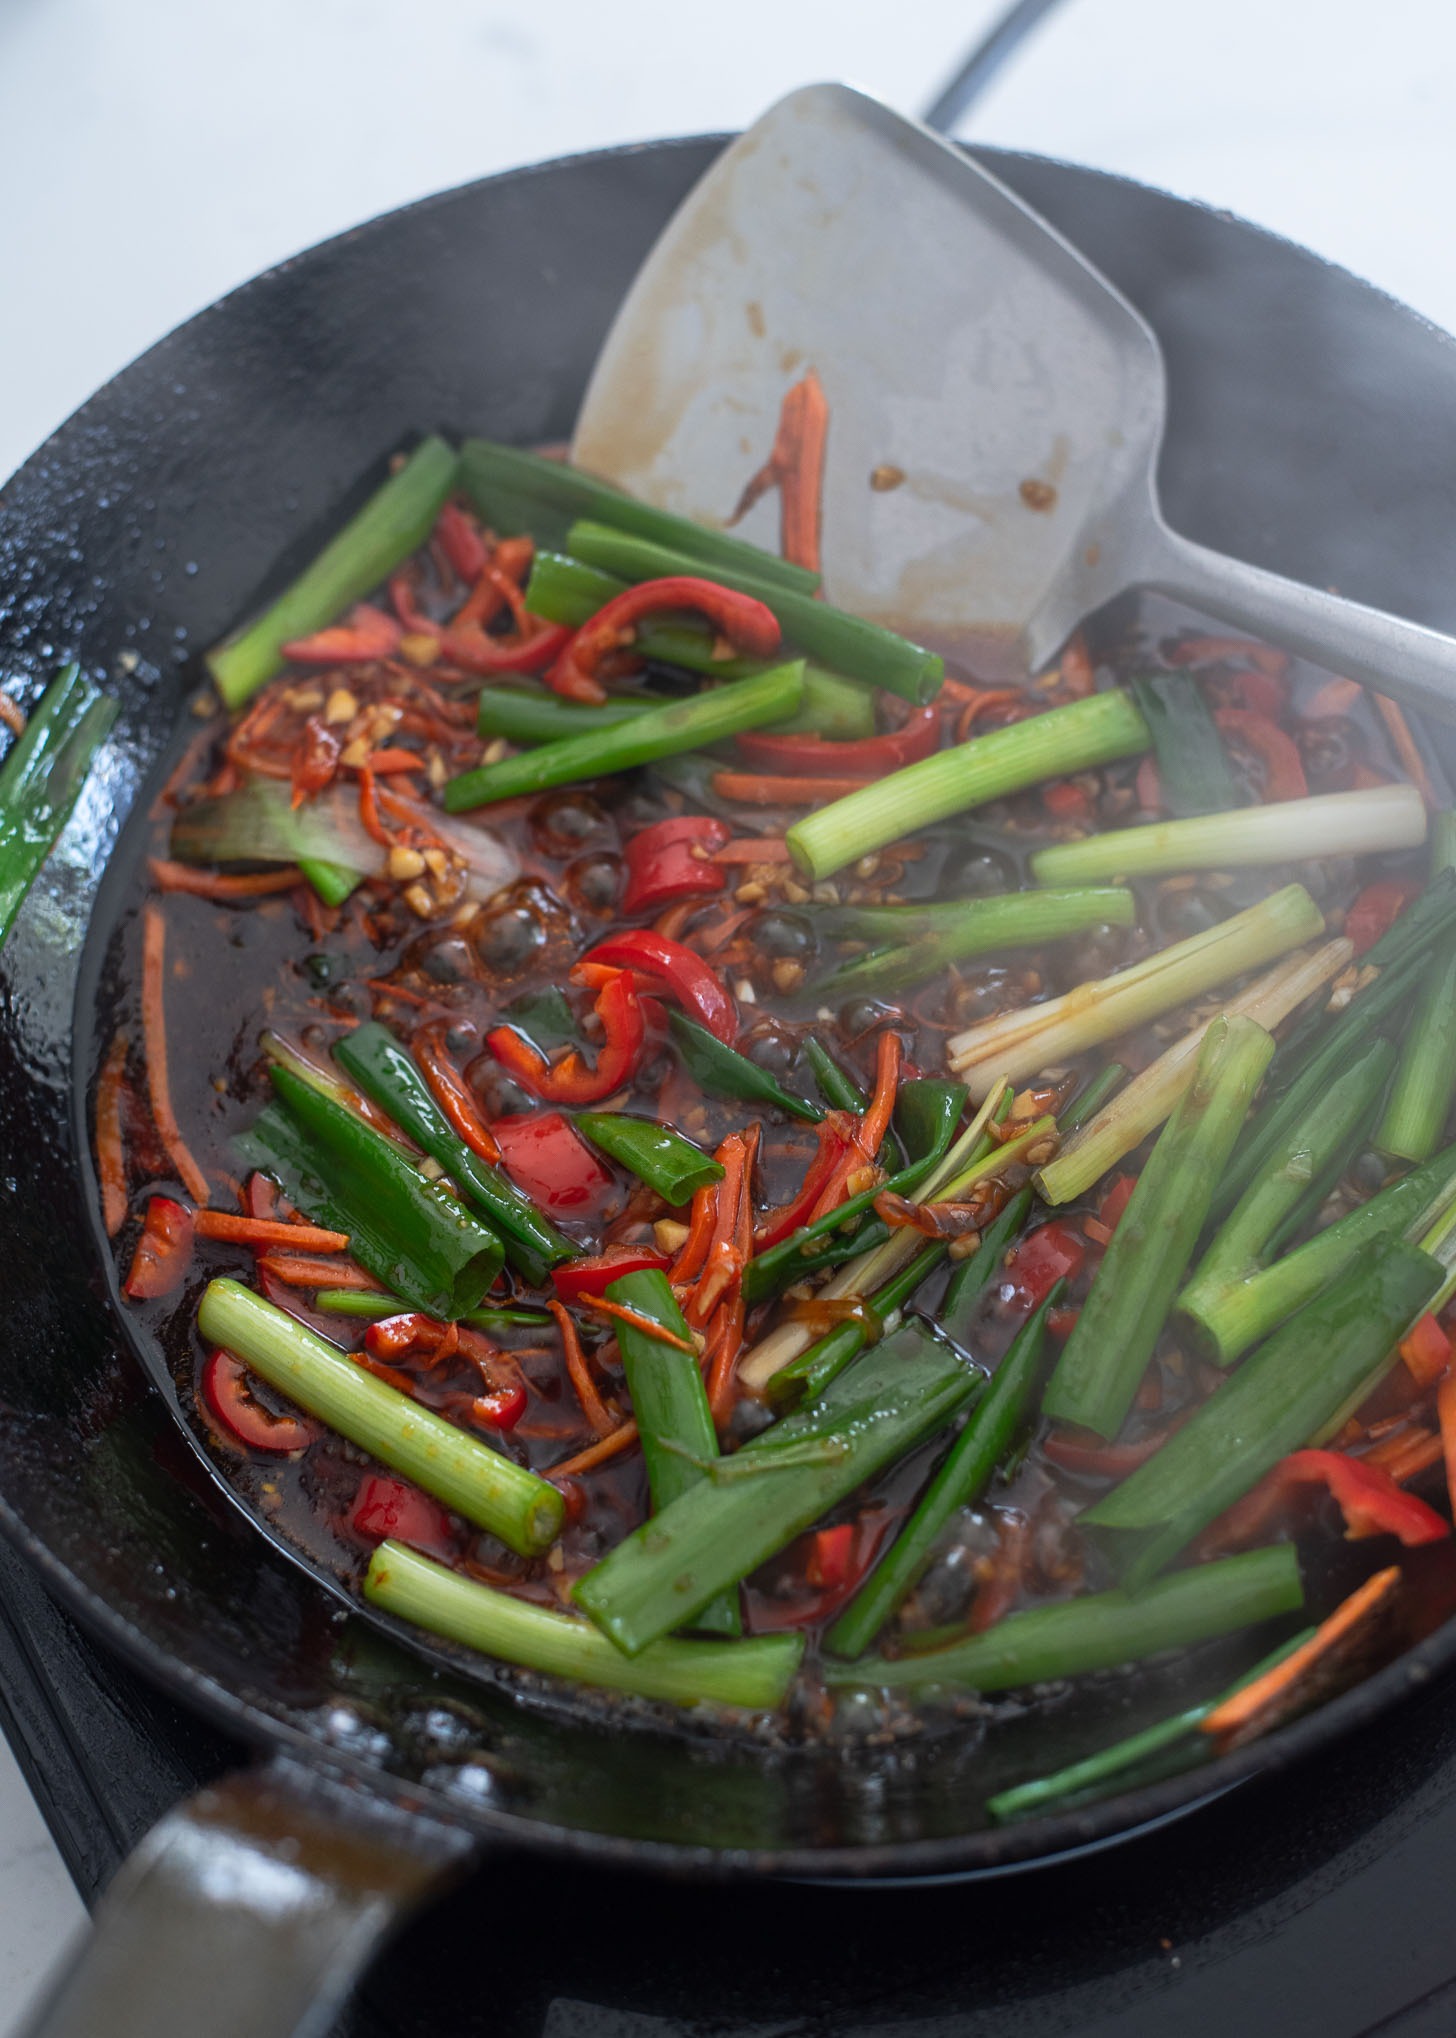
xmin=1135 ymin=517 xmax=1456 ymax=727
xmin=16 ymin=1755 xmax=477 ymax=2038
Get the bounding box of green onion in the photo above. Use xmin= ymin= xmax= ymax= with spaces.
xmin=1036 ymin=941 xmax=1354 ymax=1206
xmin=669 ymin=1010 xmax=824 ymax=1123
xmin=564 ymin=520 xmax=943 ymax=707
xmin=574 ymin=1323 xmax=976 ymax=1655
xmin=475 ymin=682 xmax=656 ymax=746
xmin=314 ymin=1291 xmax=549 ymax=1328
xmin=240 ymin=1067 xmax=504 ymax=1319
xmin=894 ymin=1080 xmax=965 ymax=1166
xmin=332 ymin=1021 xmax=573 ymax=1285
xmin=461 ymin=438 xmax=819 ymax=594
xmin=949 ymin=884 xmax=1323 ymax=1098
xmin=1376 ymin=812 xmax=1456 ymax=1164
xmin=764 ymin=1242 xmax=950 ymax=1411
xmin=1044 ymin=1016 xmax=1276 ymax=1439
xmin=787 ymin=690 xmax=1150 ymax=882
xmin=1184 ymin=1140 xmax=1456 ymax=1366
xmin=198 ymin=1281 xmax=562 ymax=1556
xmin=813 ymin=887 xmax=1137 ymax=998
xmin=826 ymin=1544 xmax=1303 ymax=1691
xmin=1031 ymin=784 xmax=1427 ymax=887
xmin=443 ymin=660 xmax=806 ymax=811
xmin=1130 ymin=673 xmax=1240 ymax=817
xmin=803 ymin=1036 xmax=867 ymax=1113
xmin=984 ymin=1626 xmax=1316 ymax=1821
xmin=1177 ymin=1034 xmax=1397 ymax=1358
xmin=825 ymin=1282 xmax=1059 ymax=1660
xmin=607 ymin=1270 xmax=738 ymax=1635
xmin=575 ymin=1112 xmax=724 ymax=1204
xmin=170 ymin=779 xmax=371 ymax=900
xmin=1061 ymin=1063 xmax=1127 ymax=1134
xmin=938 ymin=1187 xmax=1035 ymax=1346
xmin=206 ymin=437 xmax=458 ymax=709
xmin=0 ymin=665 xmax=117 ymax=944
xmin=1085 ymin=1241 xmax=1442 ymax=1582
xmin=499 ymin=987 xmax=578 ymax=1053
xmin=365 ymin=1542 xmax=801 ymax=1709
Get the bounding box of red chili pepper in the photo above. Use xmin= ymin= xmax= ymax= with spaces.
xmin=363 ymin=1312 xmax=455 ymax=1364
xmin=434 ymin=501 xmax=490 ymax=584
xmin=201 ymin=1349 xmax=319 ymax=1452
xmin=124 ymin=1196 xmax=194 ymax=1299
xmin=754 ymin=1117 xmax=854 ymax=1249
xmin=733 ymin=705 xmax=939 ymax=778
xmin=580 ymin=930 xmax=737 ymax=1045
xmin=1213 ymin=707 xmax=1308 ymax=802
xmin=487 ymin=970 xmax=646 ymax=1105
xmin=442 ymin=615 xmax=571 ymax=677
xmin=1168 ymin=636 xmax=1290 ymax=681
xmin=491 ymin=1110 xmax=616 ymax=1214
xmin=1042 ymin=1427 xmax=1173 ymax=1477
xmin=552 ymin=1244 xmax=671 ymax=1302
xmin=620 ymin=815 xmax=731 ymax=916
xmin=471 ymin=1382 xmax=528 ymax=1431
xmin=346 ymin=1473 xmax=456 ymax=1557
xmin=1400 ymin=1311 xmax=1453 ymax=1389
xmin=1344 ymin=877 xmax=1422 ymax=955
xmin=290 ymin=715 xmax=342 ymax=807
xmin=282 ymin=604 xmax=402 ymax=665
xmin=387 ymin=573 xmax=441 ymax=640
xmin=805 ymin=1522 xmax=855 ymax=1590
xmin=1099 ymin=1174 xmax=1138 ymax=1233
xmin=546 ymin=577 xmax=782 ymax=705
xmin=1210 ymin=1447 xmax=1450 ymax=1553
xmin=1003 ymin=1220 xmax=1086 ymax=1313
xmin=1042 ymin=779 xmax=1094 ymax=822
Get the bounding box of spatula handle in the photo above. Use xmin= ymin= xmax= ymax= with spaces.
xmin=1139 ymin=521 xmax=1456 ymax=726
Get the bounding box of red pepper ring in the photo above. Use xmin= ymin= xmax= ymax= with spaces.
xmin=734 ymin=705 xmax=940 ymax=778
xmin=579 ymin=930 xmax=738 ymax=1045
xmin=124 ymin=1195 xmax=194 ymax=1300
xmin=544 ymin=576 xmax=783 ymax=705
xmin=201 ymin=1349 xmax=320 ymax=1454
xmin=620 ymin=815 xmax=731 ymax=916
xmin=487 ymin=970 xmax=647 ymax=1106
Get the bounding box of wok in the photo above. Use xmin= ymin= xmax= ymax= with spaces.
xmin=3 ymin=132 xmax=1456 ymax=2038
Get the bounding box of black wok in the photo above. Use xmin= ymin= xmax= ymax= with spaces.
xmin=4 ymin=133 xmax=1456 ymax=2038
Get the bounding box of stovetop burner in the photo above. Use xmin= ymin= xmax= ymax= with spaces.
xmin=2 ymin=1534 xmax=1456 ymax=2037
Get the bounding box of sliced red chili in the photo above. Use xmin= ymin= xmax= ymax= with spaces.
xmin=491 ymin=1110 xmax=616 ymax=1215
xmin=1213 ymin=707 xmax=1308 ymax=802
xmin=1098 ymin=1174 xmax=1138 ymax=1233
xmin=805 ymin=1522 xmax=855 ymax=1590
xmin=346 ymin=1473 xmax=456 ymax=1557
xmin=434 ymin=501 xmax=490 ymax=584
xmin=1003 ymin=1220 xmax=1086 ymax=1313
xmin=754 ymin=1116 xmax=854 ymax=1249
xmin=1344 ymin=877 xmax=1422 ymax=956
xmin=470 ymin=1382 xmax=528 ymax=1431
xmin=546 ymin=577 xmax=782 ymax=705
xmin=580 ymin=930 xmax=737 ymax=1045
xmin=620 ymin=815 xmax=731 ymax=916
xmin=487 ymin=970 xmax=646 ymax=1106
xmin=282 ymin=604 xmax=402 ymax=665
xmin=1208 ymin=1447 xmax=1450 ymax=1553
xmin=201 ymin=1349 xmax=319 ymax=1453
xmin=442 ymin=615 xmax=571 ymax=676
xmin=734 ymin=705 xmax=939 ymax=778
xmin=290 ymin=716 xmax=342 ymax=807
xmin=124 ymin=1195 xmax=194 ymax=1299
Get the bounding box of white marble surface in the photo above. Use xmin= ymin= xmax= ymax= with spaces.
xmin=3 ymin=0 xmax=1456 ymax=2027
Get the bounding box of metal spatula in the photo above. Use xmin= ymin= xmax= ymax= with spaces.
xmin=573 ymin=82 xmax=1456 ymax=720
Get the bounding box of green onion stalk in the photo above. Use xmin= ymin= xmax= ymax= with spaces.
xmin=314 ymin=1292 xmax=549 ymax=1328
xmin=575 ymin=1113 xmax=724 ymax=1204
xmin=764 ymin=1242 xmax=949 ymax=1412
xmin=199 ymin=1281 xmax=562 ymax=1556
xmin=563 ymin=520 xmax=944 ymax=707
xmin=1036 ymin=940 xmax=1353 ymax=1206
xmin=575 ymin=1323 xmax=977 ymax=1655
xmin=1043 ymin=1017 xmax=1276 ymax=1441
xmin=0 ymin=665 xmax=118 ymax=944
xmin=444 ymin=660 xmax=806 ymax=811
xmin=802 ymin=1036 xmax=868 ymax=1113
xmin=460 ymin=438 xmax=820 ymax=594
xmin=812 ymin=887 xmax=1136 ymax=1000
xmin=1030 ymin=784 xmax=1427 ymax=886
xmin=1083 ymin=1240 xmax=1442 ymax=1583
xmin=668 ymin=1010 xmax=824 ymax=1125
xmin=206 ymin=437 xmax=459 ymax=709
xmin=786 ymin=690 xmax=1150 ymax=881
xmin=365 ymin=1541 xmax=802 ymax=1709
xmin=948 ymin=884 xmax=1324 ymax=1099
xmin=825 ymin=1544 xmax=1304 ymax=1692
xmin=1376 ymin=811 xmax=1456 ymax=1164
xmin=1176 ymin=1034 xmax=1398 ymax=1359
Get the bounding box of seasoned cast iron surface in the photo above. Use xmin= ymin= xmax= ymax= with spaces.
xmin=3 ymin=137 xmax=1456 ymax=1867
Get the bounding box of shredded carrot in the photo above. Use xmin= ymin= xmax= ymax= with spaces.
xmin=258 ymin=1255 xmax=382 ymax=1289
xmin=581 ymin=1295 xmax=698 ymax=1352
xmin=0 ymin=693 xmax=26 ymax=738
xmin=140 ymin=903 xmax=211 ymax=1206
xmin=712 ymin=837 xmax=793 ymax=865
xmin=193 ymin=1212 xmax=349 ymax=1252
xmin=954 ymin=688 xmax=1028 ymax=744
xmin=728 ymin=369 xmax=829 ymax=574
xmin=1201 ymin=1565 xmax=1401 ymax=1750
xmin=549 ymin=1420 xmax=639 ymax=1480
xmin=672 ymin=1179 xmax=719 ymax=1285
xmin=706 ymin=1293 xmax=747 ymax=1425
xmin=547 ymin=1299 xmax=617 ymax=1439
xmin=95 ymin=1031 xmax=130 ymax=1238
xmin=858 ymin=1029 xmax=902 ymax=1158
xmin=652 ymin=900 xmax=699 ymax=942
xmin=356 ymin=761 xmax=393 ymax=847
xmin=693 ymin=907 xmax=757 ymax=957
xmin=686 ymin=1134 xmax=747 ymax=1328
xmin=413 ymin=1020 xmax=501 ymax=1165
xmin=710 ymin=771 xmax=874 ymax=806
xmin=1373 ymin=693 xmax=1439 ymax=810
xmin=147 ymin=858 xmax=303 ymax=901
xmin=1304 ymin=675 xmax=1363 ymax=719
xmin=1364 ymin=1426 xmax=1445 ymax=1485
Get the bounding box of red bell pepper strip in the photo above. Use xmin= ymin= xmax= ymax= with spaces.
xmin=805 ymin=1522 xmax=855 ymax=1590
xmin=282 ymin=604 xmax=402 ymax=665
xmin=1002 ymin=1220 xmax=1086 ymax=1313
xmin=620 ymin=815 xmax=731 ymax=916
xmin=1213 ymin=707 xmax=1308 ymax=801
xmin=754 ymin=1116 xmax=855 ymax=1249
xmin=365 ymin=1313 xmax=456 ymax=1364
xmin=1211 ymin=1447 xmax=1450 ymax=1552
xmin=552 ymin=1244 xmax=671 ymax=1303
xmin=346 ymin=1473 xmax=456 ymax=1557
xmin=470 ymin=1382 xmax=528 ymax=1431
xmin=492 ymin=1111 xmax=616 ymax=1215
xmin=1099 ymin=1173 xmax=1138 ymax=1233
xmin=734 ymin=706 xmax=940 ymax=778
xmin=546 ymin=576 xmax=783 ymax=705
xmin=387 ymin=573 xmax=441 ymax=640
xmin=290 ymin=716 xmax=342 ymax=807
xmin=579 ymin=930 xmax=737 ymax=1045
xmin=434 ymin=502 xmax=490 ymax=584
xmin=1344 ymin=877 xmax=1422 ymax=956
xmin=201 ymin=1349 xmax=319 ymax=1453
xmin=488 ymin=970 xmax=646 ymax=1106
xmin=124 ymin=1196 xmax=194 ymax=1300
xmin=442 ymin=615 xmax=571 ymax=677
xmin=1400 ymin=1310 xmax=1452 ymax=1389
